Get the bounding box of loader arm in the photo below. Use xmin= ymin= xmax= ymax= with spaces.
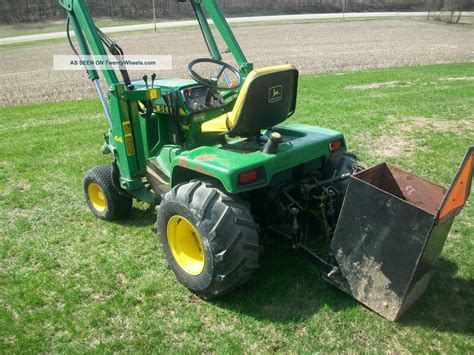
xmin=190 ymin=0 xmax=254 ymax=77
xmin=61 ymin=0 xmax=253 ymax=83
xmin=59 ymin=0 xmax=119 ymax=86
xmin=58 ymin=0 xmax=254 ymax=204
xmin=59 ymin=0 xmax=161 ymax=204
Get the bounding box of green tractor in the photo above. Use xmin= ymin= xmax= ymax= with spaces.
xmin=60 ymin=0 xmax=473 ymax=321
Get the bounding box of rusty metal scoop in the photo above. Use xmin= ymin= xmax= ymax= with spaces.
xmin=327 ymin=146 xmax=473 ymax=321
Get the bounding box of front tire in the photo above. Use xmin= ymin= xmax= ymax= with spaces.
xmin=83 ymin=164 xmax=133 ymax=221
xmin=157 ymin=180 xmax=261 ymax=299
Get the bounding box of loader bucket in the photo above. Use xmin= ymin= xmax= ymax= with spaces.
xmin=327 ymin=147 xmax=473 ymax=321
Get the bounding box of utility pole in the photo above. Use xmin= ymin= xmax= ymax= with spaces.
xmin=153 ymin=0 xmax=157 ymax=32
xmin=342 ymin=0 xmax=346 ymax=21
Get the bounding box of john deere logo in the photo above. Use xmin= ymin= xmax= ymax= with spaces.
xmin=269 ymin=85 xmax=283 ymax=103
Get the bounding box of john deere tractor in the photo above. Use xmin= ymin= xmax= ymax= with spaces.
xmin=60 ymin=0 xmax=473 ymax=321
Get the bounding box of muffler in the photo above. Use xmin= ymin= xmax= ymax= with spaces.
xmin=326 ymin=146 xmax=473 ymax=321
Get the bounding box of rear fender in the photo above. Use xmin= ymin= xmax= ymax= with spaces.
xmin=171 ymin=156 xmax=235 ymax=193
xmin=171 ymin=154 xmax=267 ymax=193
xmin=172 ymin=164 xmax=224 ymax=189
xmin=170 ymin=124 xmax=348 ymax=193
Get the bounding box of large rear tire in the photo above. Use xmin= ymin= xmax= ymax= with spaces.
xmin=323 ymin=153 xmax=364 ymax=217
xmin=83 ymin=164 xmax=133 ymax=221
xmin=157 ymin=180 xmax=261 ymax=299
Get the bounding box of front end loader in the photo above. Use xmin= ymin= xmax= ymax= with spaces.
xmin=59 ymin=0 xmax=473 ymax=321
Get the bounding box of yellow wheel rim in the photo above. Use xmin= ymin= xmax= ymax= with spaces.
xmin=167 ymin=215 xmax=205 ymax=276
xmin=87 ymin=182 xmax=107 ymax=212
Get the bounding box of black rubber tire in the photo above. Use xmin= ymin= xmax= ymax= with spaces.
xmin=157 ymin=180 xmax=261 ymax=299
xmin=83 ymin=164 xmax=133 ymax=221
xmin=323 ymin=153 xmax=364 ymax=215
xmin=323 ymin=153 xmax=362 ymax=179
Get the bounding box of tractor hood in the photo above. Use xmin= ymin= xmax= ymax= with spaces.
xmin=131 ymin=77 xmax=197 ymax=91
xmin=171 ymin=124 xmax=346 ymax=193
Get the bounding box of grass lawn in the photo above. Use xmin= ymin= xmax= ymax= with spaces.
xmin=0 ymin=63 xmax=473 ymax=352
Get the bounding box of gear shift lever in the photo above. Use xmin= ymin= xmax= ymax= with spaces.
xmin=205 ymin=77 xmax=219 ymax=106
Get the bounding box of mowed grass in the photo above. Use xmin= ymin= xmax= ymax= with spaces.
xmin=1 ymin=63 xmax=473 ymax=352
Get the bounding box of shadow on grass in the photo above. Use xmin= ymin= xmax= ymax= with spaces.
xmin=400 ymin=258 xmax=474 ymax=335
xmin=117 ymin=205 xmax=156 ymax=227
xmin=213 ymin=245 xmax=473 ymax=331
xmin=118 ymin=211 xmax=473 ymax=332
xmin=213 ymin=239 xmax=356 ymax=324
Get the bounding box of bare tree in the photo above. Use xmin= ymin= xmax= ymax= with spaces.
xmin=453 ymin=0 xmax=470 ymax=23
xmin=427 ymin=0 xmax=437 ymax=19
xmin=427 ymin=0 xmax=471 ymax=23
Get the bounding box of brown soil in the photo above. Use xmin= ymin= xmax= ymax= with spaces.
xmin=371 ymin=116 xmax=474 ymax=158
xmin=1 ymin=19 xmax=474 ymax=106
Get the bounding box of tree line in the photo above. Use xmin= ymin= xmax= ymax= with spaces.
xmin=0 ymin=0 xmax=472 ymax=23
xmin=427 ymin=0 xmax=473 ymax=22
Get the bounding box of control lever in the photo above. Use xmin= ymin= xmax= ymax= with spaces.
xmin=205 ymin=77 xmax=219 ymax=106
xmin=151 ymin=73 xmax=157 ymax=88
xmin=138 ymin=74 xmax=153 ymax=119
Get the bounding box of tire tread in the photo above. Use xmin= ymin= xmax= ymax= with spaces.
xmin=84 ymin=164 xmax=133 ymax=220
xmin=157 ymin=180 xmax=261 ymax=299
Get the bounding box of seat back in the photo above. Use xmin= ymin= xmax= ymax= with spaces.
xmin=228 ymin=65 xmax=299 ymax=137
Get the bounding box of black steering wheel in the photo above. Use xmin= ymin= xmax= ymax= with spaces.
xmin=187 ymin=58 xmax=243 ymax=91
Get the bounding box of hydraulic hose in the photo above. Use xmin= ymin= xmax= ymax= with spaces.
xmin=66 ymin=17 xmax=79 ymax=56
xmin=66 ymin=17 xmax=131 ymax=87
xmin=96 ymin=27 xmax=132 ymax=87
